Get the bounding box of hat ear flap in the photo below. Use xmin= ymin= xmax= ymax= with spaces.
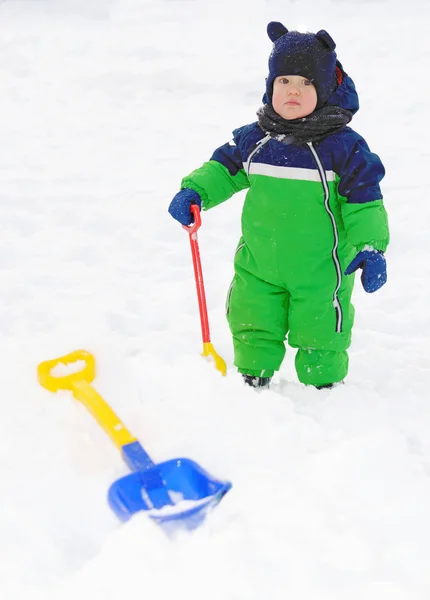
xmin=315 ymin=29 xmax=336 ymax=50
xmin=267 ymin=21 xmax=288 ymax=42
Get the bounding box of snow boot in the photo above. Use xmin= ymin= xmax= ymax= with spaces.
xmin=242 ymin=374 xmax=271 ymax=389
xmin=314 ymin=381 xmax=344 ymax=390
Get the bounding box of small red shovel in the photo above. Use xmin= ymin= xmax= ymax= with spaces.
xmin=183 ymin=204 xmax=227 ymax=376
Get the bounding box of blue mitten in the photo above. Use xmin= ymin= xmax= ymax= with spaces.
xmin=168 ymin=188 xmax=202 ymax=226
xmin=344 ymin=249 xmax=387 ymax=293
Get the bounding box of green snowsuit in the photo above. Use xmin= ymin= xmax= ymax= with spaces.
xmin=181 ymin=122 xmax=389 ymax=385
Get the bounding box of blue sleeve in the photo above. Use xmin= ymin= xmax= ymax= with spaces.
xmin=210 ymin=141 xmax=243 ymax=176
xmin=209 ymin=125 xmax=247 ymax=176
xmin=337 ymin=135 xmax=385 ymax=204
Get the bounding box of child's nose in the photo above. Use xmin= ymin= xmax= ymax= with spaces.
xmin=288 ymin=85 xmax=300 ymax=95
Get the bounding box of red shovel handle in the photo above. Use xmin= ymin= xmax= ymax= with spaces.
xmin=183 ymin=204 xmax=210 ymax=344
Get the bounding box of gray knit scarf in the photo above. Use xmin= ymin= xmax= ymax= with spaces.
xmin=257 ymin=103 xmax=352 ymax=145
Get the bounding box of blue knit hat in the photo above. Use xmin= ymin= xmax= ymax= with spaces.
xmin=263 ymin=22 xmax=338 ymax=109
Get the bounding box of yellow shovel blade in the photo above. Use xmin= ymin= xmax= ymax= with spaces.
xmin=202 ymin=342 xmax=227 ymax=376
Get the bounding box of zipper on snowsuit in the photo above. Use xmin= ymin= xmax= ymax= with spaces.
xmin=244 ymin=134 xmax=271 ymax=176
xmin=307 ymin=142 xmax=343 ymax=333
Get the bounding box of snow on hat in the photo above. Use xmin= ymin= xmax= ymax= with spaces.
xmin=263 ymin=21 xmax=338 ymax=109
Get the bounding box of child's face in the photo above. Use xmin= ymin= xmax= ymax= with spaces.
xmin=272 ymin=75 xmax=317 ymax=120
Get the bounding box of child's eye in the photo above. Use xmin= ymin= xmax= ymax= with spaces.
xmin=279 ymin=77 xmax=289 ymax=84
xmin=303 ymin=79 xmax=313 ymax=86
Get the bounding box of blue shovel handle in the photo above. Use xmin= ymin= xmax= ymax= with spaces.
xmin=122 ymin=440 xmax=155 ymax=472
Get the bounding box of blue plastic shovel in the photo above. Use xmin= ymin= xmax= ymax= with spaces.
xmin=37 ymin=350 xmax=232 ymax=530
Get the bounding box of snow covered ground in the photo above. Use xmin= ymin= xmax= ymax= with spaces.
xmin=1 ymin=0 xmax=430 ymax=598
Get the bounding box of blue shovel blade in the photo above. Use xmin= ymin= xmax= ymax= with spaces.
xmin=108 ymin=457 xmax=232 ymax=529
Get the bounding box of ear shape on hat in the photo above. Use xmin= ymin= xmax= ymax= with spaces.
xmin=267 ymin=21 xmax=288 ymax=42
xmin=316 ymin=30 xmax=336 ymax=50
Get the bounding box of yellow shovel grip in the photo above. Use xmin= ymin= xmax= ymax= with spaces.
xmin=38 ymin=350 xmax=136 ymax=450
xmin=38 ymin=349 xmax=96 ymax=392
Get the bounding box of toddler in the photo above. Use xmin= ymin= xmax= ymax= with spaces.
xmin=168 ymin=22 xmax=389 ymax=389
